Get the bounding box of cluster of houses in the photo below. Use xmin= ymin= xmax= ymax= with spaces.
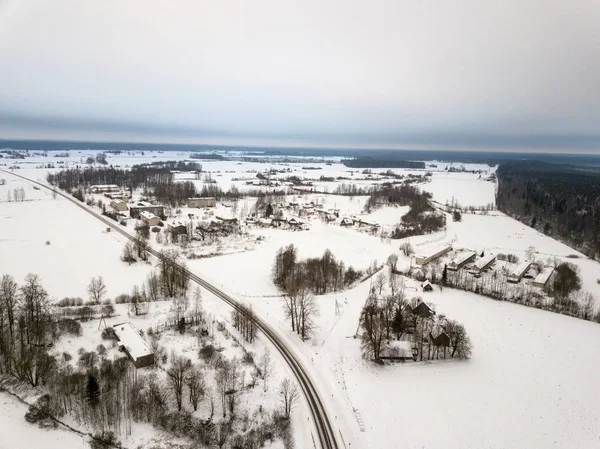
xmin=415 ymin=244 xmax=555 ymax=289
xmin=380 ymin=299 xmax=453 ymax=362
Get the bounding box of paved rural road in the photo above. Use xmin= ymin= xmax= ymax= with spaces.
xmin=2 ymin=169 xmax=342 ymax=449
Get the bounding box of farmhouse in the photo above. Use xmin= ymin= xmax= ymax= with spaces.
xmin=113 ymin=322 xmax=154 ymax=368
xmin=129 ymin=201 xmax=164 ymax=219
xmin=140 ymin=211 xmax=160 ymax=226
xmin=447 ymin=251 xmax=476 ymax=271
xmin=415 ymin=244 xmax=452 ymax=266
xmin=507 ymin=261 xmax=533 ymax=283
xmin=187 ymin=197 xmax=216 ymax=208
xmin=532 ymin=267 xmax=554 ymax=288
xmin=90 ymin=184 xmax=120 ymax=193
xmin=168 ymin=220 xmax=187 ymax=235
xmin=468 ymin=253 xmax=497 ymax=276
xmin=110 ymin=199 xmax=128 ymax=212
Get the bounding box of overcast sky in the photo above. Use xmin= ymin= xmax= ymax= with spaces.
xmin=0 ymin=0 xmax=599 ymax=152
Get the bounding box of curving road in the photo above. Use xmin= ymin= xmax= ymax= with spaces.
xmin=2 ymin=169 xmax=341 ymax=449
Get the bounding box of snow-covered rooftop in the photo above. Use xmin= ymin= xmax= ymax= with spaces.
xmin=534 ymin=267 xmax=554 ymax=285
xmin=112 ymin=322 xmax=153 ymax=361
xmin=472 ymin=253 xmax=496 ymax=269
xmin=140 ymin=210 xmax=158 ymax=220
xmin=416 ymin=244 xmax=451 ymax=259
xmin=510 ymin=261 xmax=532 ymax=277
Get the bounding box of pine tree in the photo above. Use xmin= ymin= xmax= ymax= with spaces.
xmin=442 ymin=264 xmax=448 ymax=286
xmin=85 ymin=374 xmax=100 ymax=407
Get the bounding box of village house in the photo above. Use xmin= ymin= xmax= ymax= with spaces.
xmin=110 ymin=199 xmax=128 ymax=212
xmin=410 ymin=301 xmax=436 ymax=318
xmin=507 ymin=261 xmax=533 ymax=283
xmin=447 ymin=251 xmax=477 ymax=271
xmin=532 ymin=267 xmax=554 ymax=288
xmin=90 ymin=184 xmax=120 ymax=193
xmin=468 ymin=253 xmax=497 ymax=276
xmin=187 ymin=197 xmax=216 ymax=208
xmin=415 ymin=245 xmax=452 ymax=266
xmin=113 ymin=322 xmax=155 ymax=368
xmin=168 ymin=220 xmax=187 ymax=235
xmin=129 ymin=201 xmax=165 ymax=219
xmin=140 ymin=211 xmax=161 ymax=226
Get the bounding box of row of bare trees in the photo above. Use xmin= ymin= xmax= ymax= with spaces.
xmin=231 ymin=304 xmax=258 ymax=343
xmin=272 ymin=244 xmax=361 ymax=295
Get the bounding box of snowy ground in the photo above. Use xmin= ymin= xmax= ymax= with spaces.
xmin=0 ymin=393 xmax=88 ymax=449
xmin=2 ymin=151 xmax=600 ymax=449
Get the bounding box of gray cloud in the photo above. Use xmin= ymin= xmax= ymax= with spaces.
xmin=0 ymin=0 xmax=599 ymax=152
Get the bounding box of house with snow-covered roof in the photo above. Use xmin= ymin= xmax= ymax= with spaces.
xmin=139 ymin=210 xmax=160 ymax=226
xmin=507 ymin=261 xmax=533 ymax=283
xmin=532 ymin=267 xmax=554 ymax=288
xmin=113 ymin=322 xmax=154 ymax=368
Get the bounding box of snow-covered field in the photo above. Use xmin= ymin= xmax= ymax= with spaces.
xmin=0 ymin=174 xmax=153 ymax=300
xmin=311 ymin=278 xmax=600 ymax=449
xmin=422 ymin=171 xmax=496 ymax=208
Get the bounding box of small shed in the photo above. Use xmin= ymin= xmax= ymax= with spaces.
xmin=113 ymin=322 xmax=154 ymax=368
xmin=422 ymin=280 xmax=433 ymax=292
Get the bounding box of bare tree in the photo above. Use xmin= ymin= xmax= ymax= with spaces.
xmin=167 ymin=354 xmax=192 ymax=411
xmin=185 ymin=366 xmax=205 ymax=411
xmin=399 ymin=241 xmax=414 ymax=257
xmin=191 ymin=287 xmax=203 ymax=326
xmin=260 ymin=348 xmax=273 ymax=392
xmin=360 ymin=296 xmax=385 ymax=360
xmin=444 ymin=320 xmax=473 ymax=359
xmin=388 ymin=269 xmax=399 ymax=296
xmin=374 ymin=272 xmax=386 ymax=295
xmin=0 ymin=275 xmax=18 ymax=359
xmin=215 ymin=421 xmax=229 ymax=449
xmin=297 ymin=287 xmax=318 ymax=340
xmin=87 ymin=276 xmax=106 ymax=304
xmin=279 ymin=378 xmax=300 ymax=419
xmin=580 ymin=292 xmax=596 ymax=320
xmin=146 ymin=272 xmax=160 ymax=302
xmin=206 ymin=386 xmax=215 ymax=420
xmin=215 ymin=361 xmax=230 ymax=417
xmin=121 ymin=242 xmax=136 ymax=264
xmin=526 ymin=246 xmax=536 ymax=262
xmin=387 ymin=253 xmax=399 ymax=272
xmin=171 ymin=295 xmax=188 ymax=324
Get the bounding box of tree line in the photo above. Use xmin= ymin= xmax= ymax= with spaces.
xmin=496 ymin=161 xmax=600 ymax=259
